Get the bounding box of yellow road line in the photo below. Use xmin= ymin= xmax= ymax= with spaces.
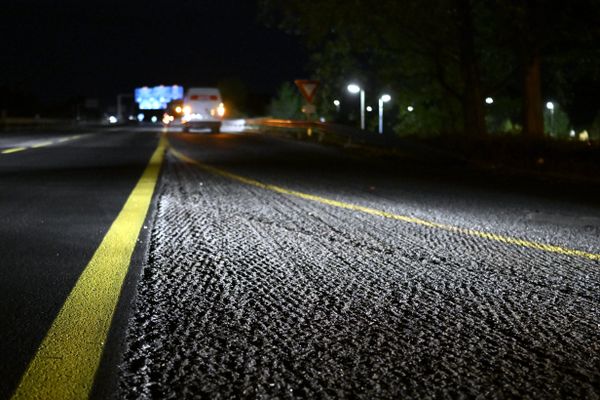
xmin=2 ymin=147 xmax=27 ymax=154
xmin=170 ymin=146 xmax=600 ymax=261
xmin=12 ymin=136 xmax=166 ymax=400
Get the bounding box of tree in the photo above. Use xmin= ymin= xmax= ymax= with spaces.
xmin=492 ymin=0 xmax=600 ymax=138
xmin=262 ymin=0 xmax=491 ymax=136
xmin=261 ymin=0 xmax=600 ymax=139
xmin=268 ymin=82 xmax=304 ymax=119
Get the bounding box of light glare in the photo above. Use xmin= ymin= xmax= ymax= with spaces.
xmin=347 ymin=84 xmax=361 ymax=94
xmin=217 ymin=103 xmax=226 ymax=117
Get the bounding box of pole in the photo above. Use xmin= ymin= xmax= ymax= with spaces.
xmin=117 ymin=94 xmax=123 ymax=123
xmin=378 ymin=98 xmax=384 ymax=134
xmin=360 ymin=90 xmax=365 ymax=130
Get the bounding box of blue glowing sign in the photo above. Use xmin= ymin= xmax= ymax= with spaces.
xmin=134 ymin=85 xmax=184 ymax=110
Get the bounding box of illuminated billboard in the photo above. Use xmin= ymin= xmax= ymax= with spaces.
xmin=134 ymin=85 xmax=184 ymax=110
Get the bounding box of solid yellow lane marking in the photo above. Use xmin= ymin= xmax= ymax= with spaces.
xmin=2 ymin=147 xmax=27 ymax=154
xmin=12 ymin=136 xmax=166 ymax=400
xmin=170 ymin=146 xmax=600 ymax=261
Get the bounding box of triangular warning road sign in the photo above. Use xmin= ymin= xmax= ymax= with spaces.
xmin=294 ymin=80 xmax=320 ymax=104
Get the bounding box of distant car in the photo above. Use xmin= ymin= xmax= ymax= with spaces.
xmin=181 ymin=88 xmax=225 ymax=133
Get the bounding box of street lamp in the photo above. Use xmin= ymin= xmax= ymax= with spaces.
xmin=546 ymin=101 xmax=554 ymax=135
xmin=485 ymin=97 xmax=494 ymax=104
xmin=347 ymin=84 xmax=365 ymax=130
xmin=333 ymin=99 xmax=340 ymax=112
xmin=378 ymin=94 xmax=391 ymax=134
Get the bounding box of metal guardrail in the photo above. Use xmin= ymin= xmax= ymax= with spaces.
xmin=244 ymin=118 xmax=466 ymax=163
xmin=245 ymin=118 xmax=390 ymax=146
xmin=1 ymin=118 xmax=77 ymax=132
xmin=0 ymin=118 xmax=108 ymax=133
xmin=0 ymin=117 xmax=71 ymax=125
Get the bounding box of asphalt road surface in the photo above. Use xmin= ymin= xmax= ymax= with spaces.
xmin=118 ymin=130 xmax=599 ymax=398
xmin=0 ymin=128 xmax=159 ymax=399
xmin=1 ymin=127 xmax=599 ymax=399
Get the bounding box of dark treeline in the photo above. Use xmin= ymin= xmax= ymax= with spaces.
xmin=261 ymin=0 xmax=600 ymax=139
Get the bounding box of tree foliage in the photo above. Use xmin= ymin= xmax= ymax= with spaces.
xmin=268 ymin=82 xmax=304 ymax=119
xmin=261 ymin=0 xmax=600 ymax=139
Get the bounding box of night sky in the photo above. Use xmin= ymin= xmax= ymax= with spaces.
xmin=2 ymin=0 xmax=306 ymax=104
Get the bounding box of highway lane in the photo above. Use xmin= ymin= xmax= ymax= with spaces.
xmin=0 ymin=128 xmax=160 ymax=399
xmin=118 ymin=130 xmax=600 ymax=398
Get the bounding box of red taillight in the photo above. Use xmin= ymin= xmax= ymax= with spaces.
xmin=189 ymin=95 xmax=220 ymax=101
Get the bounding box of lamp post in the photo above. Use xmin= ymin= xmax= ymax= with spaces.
xmin=378 ymin=94 xmax=391 ymax=134
xmin=546 ymin=101 xmax=554 ymax=135
xmin=333 ymin=99 xmax=340 ymax=113
xmin=347 ymin=84 xmax=365 ymax=130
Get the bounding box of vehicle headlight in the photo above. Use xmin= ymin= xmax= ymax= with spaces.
xmin=217 ymin=103 xmax=226 ymax=118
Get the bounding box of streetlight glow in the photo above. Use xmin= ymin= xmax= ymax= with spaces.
xmin=347 ymin=83 xmax=365 ymax=129
xmin=378 ymin=94 xmax=392 ymax=134
xmin=546 ymin=101 xmax=555 ymax=135
xmin=366 ymin=106 xmax=373 ymax=112
xmin=347 ymin=84 xmax=361 ymax=94
xmin=485 ymin=97 xmax=493 ymax=104
xmin=333 ymin=99 xmax=340 ymax=106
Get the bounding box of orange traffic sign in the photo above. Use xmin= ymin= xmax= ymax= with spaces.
xmin=294 ymin=80 xmax=320 ymax=104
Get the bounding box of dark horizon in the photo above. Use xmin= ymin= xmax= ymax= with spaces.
xmin=1 ymin=0 xmax=307 ymax=106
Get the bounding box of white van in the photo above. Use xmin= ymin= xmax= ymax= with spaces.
xmin=181 ymin=88 xmax=225 ymax=133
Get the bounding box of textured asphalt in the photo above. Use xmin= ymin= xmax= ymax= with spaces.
xmin=0 ymin=128 xmax=159 ymax=399
xmin=117 ymin=131 xmax=600 ymax=399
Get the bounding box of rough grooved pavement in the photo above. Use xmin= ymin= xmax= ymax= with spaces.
xmin=118 ymin=139 xmax=600 ymax=399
